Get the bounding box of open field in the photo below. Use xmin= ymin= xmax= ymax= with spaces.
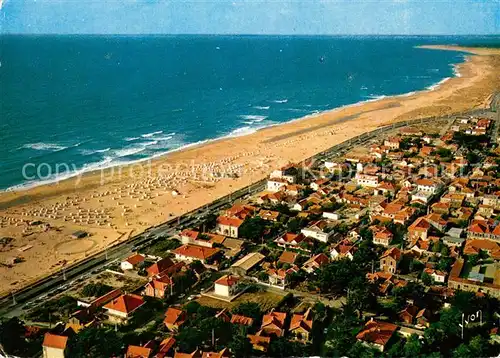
xmin=195 ymin=290 xmax=285 ymax=311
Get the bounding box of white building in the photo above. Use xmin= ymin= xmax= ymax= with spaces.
xmin=322 ymin=212 xmax=340 ymax=220
xmin=215 ymin=216 xmax=244 ymax=238
xmin=424 ymin=268 xmax=447 ymax=283
xmin=43 ymin=333 xmax=68 ymax=358
xmin=103 ymin=294 xmax=145 ymax=324
xmin=214 ymin=275 xmax=241 ymax=297
xmin=266 ymin=178 xmax=288 ymax=192
xmin=411 ymin=191 xmax=433 ymax=204
xmin=270 ymin=168 xmax=296 ymax=184
xmin=355 ymin=173 xmax=379 ymax=188
xmin=301 ymin=221 xmax=333 ymax=243
xmin=120 ymin=253 xmax=145 ymax=271
xmin=415 ymin=179 xmax=441 ymax=194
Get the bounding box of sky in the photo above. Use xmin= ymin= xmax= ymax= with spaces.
xmin=0 ymin=0 xmax=498 ymax=35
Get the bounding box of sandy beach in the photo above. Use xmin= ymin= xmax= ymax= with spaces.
xmin=0 ymin=45 xmax=499 ymax=295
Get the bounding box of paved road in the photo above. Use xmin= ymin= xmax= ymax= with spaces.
xmin=1 ymin=95 xmax=497 ymax=317
xmin=490 ymin=92 xmax=500 ymax=143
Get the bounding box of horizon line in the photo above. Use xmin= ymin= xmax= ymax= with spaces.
xmin=1 ymin=33 xmax=500 ymax=37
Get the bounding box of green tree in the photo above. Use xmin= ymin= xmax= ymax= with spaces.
xmin=228 ymin=328 xmax=252 ymax=357
xmin=322 ymin=307 xmax=360 ymax=356
xmin=440 ymin=245 xmax=449 ymax=257
xmin=185 ymin=301 xmax=201 ymax=315
xmin=257 ymin=271 xmax=269 ymax=282
xmin=81 ymin=282 xmax=113 ymax=297
xmin=0 ymin=317 xmax=26 ymax=355
xmin=452 ymin=343 xmax=472 ymax=358
xmin=403 ymin=334 xmax=422 ymax=357
xmin=239 ymin=217 xmax=268 ymax=241
xmin=438 ymin=307 xmax=461 ymax=338
xmin=421 ymin=272 xmax=433 ymax=286
xmin=287 ymin=217 xmax=307 ymax=233
xmin=423 ymin=325 xmax=445 ymax=351
xmin=386 ymin=339 xmax=404 ymax=357
xmin=232 ymin=302 xmax=261 ymax=321
xmin=467 ymin=254 xmax=479 ymax=266
xmin=315 ymin=258 xmax=357 ymax=293
xmin=347 ymin=276 xmax=376 ymax=318
xmin=269 ymin=336 xmax=306 ymax=357
xmin=467 ymin=335 xmax=488 ymax=357
xmin=66 ymin=327 xmax=122 ymax=358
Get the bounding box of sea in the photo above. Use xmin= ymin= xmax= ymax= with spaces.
xmin=0 ymin=35 xmax=498 ymax=191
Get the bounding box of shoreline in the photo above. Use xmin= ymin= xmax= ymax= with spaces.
xmin=0 ymin=44 xmax=499 ymax=294
xmin=1 ymin=45 xmax=469 ymax=194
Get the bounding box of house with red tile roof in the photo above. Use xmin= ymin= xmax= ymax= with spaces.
xmin=42 ymin=333 xmax=68 ymax=358
xmin=172 ymin=244 xmax=220 ymax=264
xmin=226 ymin=204 xmax=256 ymax=220
xmin=278 ymin=251 xmax=298 ymax=265
xmin=103 ymin=294 xmax=145 ymax=324
xmin=330 ymin=239 xmax=358 ymax=260
xmin=121 ymin=253 xmax=146 ymax=271
xmin=373 ymin=226 xmax=394 ymax=247
xmin=174 ymin=349 xmax=202 ymax=358
xmin=274 ymin=232 xmax=307 ymax=249
xmin=380 ymin=247 xmax=402 ymax=274
xmin=467 ymin=219 xmax=500 ymax=242
xmin=302 ymin=253 xmax=329 ymax=273
xmin=431 ymin=201 xmax=450 ymax=215
xmin=259 ymin=310 xmax=288 ymax=337
xmin=416 ymin=308 xmax=433 ymax=328
xmin=180 ymin=230 xmax=214 ymax=248
xmin=267 ymin=265 xmax=299 ymax=289
xmin=398 ymin=304 xmax=420 ymax=325
xmin=247 ymin=334 xmax=271 ymax=352
xmin=310 ymin=178 xmax=330 ymax=191
xmin=354 ymin=173 xmax=379 ymax=188
xmin=415 ymin=178 xmax=443 ymax=194
xmin=384 ymin=137 xmax=401 ymax=150
xmin=424 ymin=213 xmax=448 ymax=232
xmin=424 ymin=268 xmax=447 ymax=283
xmin=157 ymin=337 xmax=176 ymax=358
xmin=126 ymin=344 xmax=152 ymax=358
xmin=144 ymin=275 xmax=174 ymax=299
xmin=200 ymin=348 xmax=230 ymax=358
xmin=257 ymin=191 xmax=287 ymax=205
xmin=464 ymin=239 xmax=500 ymax=260
xmin=164 ymin=307 xmax=187 ymax=332
xmin=259 ymin=209 xmax=280 ymax=222
xmin=366 ymin=271 xmax=407 ymax=296
xmin=180 ymin=229 xmax=200 ymax=243
xmin=408 ymin=238 xmax=432 ymax=254
xmin=356 ymin=319 xmax=398 ymax=352
xmin=301 ymin=220 xmax=333 ymax=243
xmin=289 ymin=308 xmax=313 ymax=343
xmin=214 ymin=275 xmax=241 ymax=297
xmin=215 ymin=216 xmax=244 ymax=238
xmin=408 ymin=217 xmax=431 ymax=241
xmin=230 ymin=314 xmax=254 ymax=327
xmin=146 ymin=257 xmax=176 ymax=277
xmin=267 ymin=177 xmax=289 ymax=192
xmin=76 ymin=288 xmax=122 ymax=313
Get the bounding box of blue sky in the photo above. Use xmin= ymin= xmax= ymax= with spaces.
xmin=0 ymin=0 xmax=498 ymax=35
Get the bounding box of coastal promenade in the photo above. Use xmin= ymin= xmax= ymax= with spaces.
xmin=1 ymin=93 xmax=498 ymax=316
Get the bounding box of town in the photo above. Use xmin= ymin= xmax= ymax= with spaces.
xmin=2 ymin=112 xmax=500 ymax=358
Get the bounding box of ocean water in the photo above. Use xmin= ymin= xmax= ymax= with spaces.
xmin=0 ymin=35 xmax=497 ymax=191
